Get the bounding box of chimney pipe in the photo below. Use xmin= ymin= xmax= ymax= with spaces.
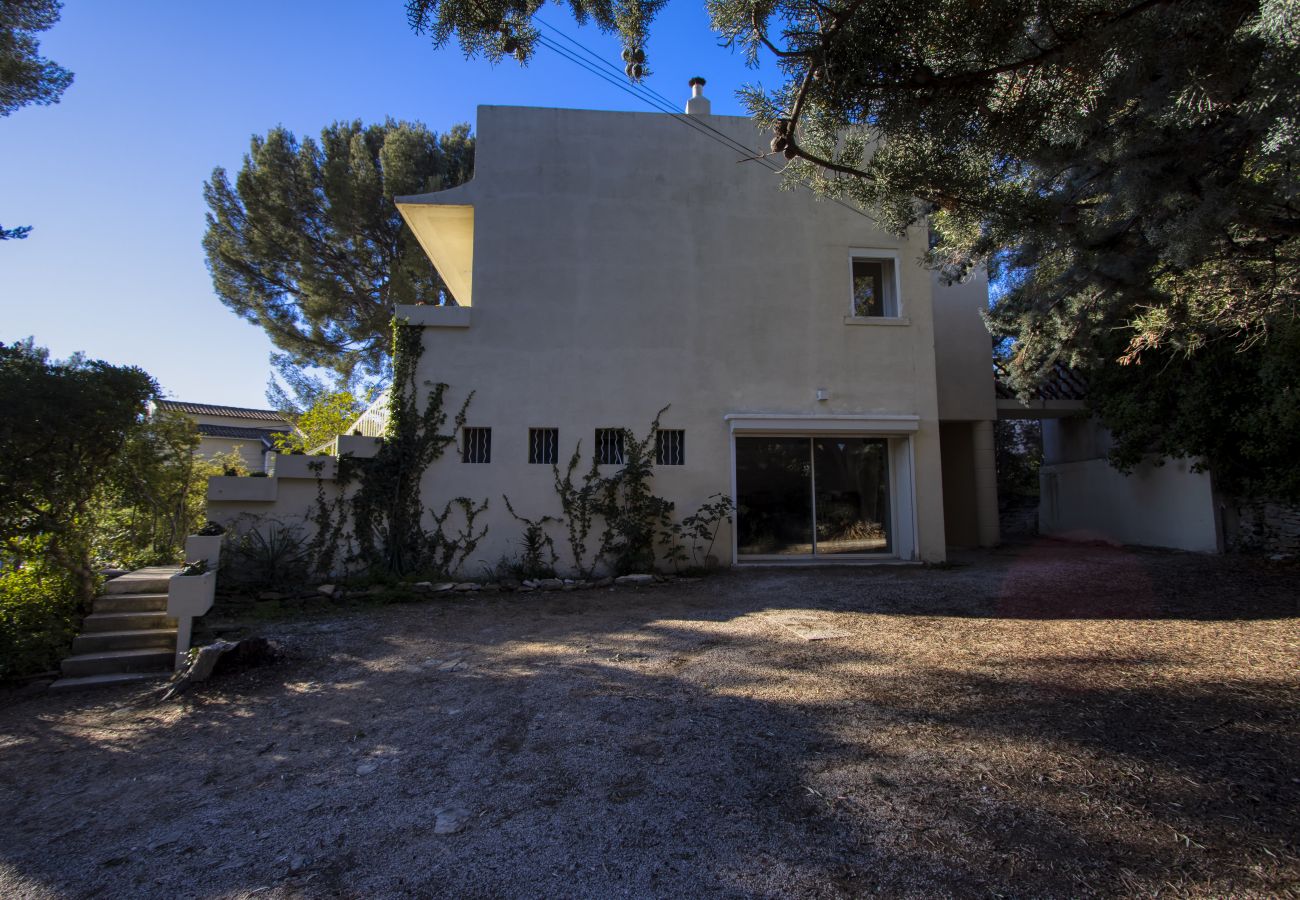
xmin=685 ymin=77 xmax=711 ymax=116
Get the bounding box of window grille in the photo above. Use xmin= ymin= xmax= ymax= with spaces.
xmin=656 ymin=429 xmax=685 ymax=466
xmin=529 ymin=427 xmax=558 ymax=465
xmin=595 ymin=428 xmax=626 ymax=465
xmin=462 ymin=427 xmax=491 ymax=464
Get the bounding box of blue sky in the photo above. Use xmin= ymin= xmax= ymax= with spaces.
xmin=1 ymin=1 xmax=779 ymax=408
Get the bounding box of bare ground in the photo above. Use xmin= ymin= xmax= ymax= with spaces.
xmin=0 ymin=540 xmax=1297 ymax=899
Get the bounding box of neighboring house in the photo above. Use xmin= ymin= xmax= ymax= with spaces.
xmin=209 ymin=89 xmax=1001 ymax=567
xmin=154 ymin=400 xmax=289 ymax=473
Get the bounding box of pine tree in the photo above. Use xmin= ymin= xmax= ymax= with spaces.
xmin=1 ymin=0 xmax=74 ymax=239
xmin=203 ymin=119 xmax=474 ymax=392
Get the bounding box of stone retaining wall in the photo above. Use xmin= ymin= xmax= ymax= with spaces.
xmin=1224 ymin=498 xmax=1300 ymax=556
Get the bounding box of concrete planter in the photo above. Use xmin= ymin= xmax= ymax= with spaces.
xmin=334 ymin=434 xmax=382 ymax=459
xmin=207 ymin=475 xmax=278 ymax=503
xmin=168 ymin=570 xmax=216 ymax=618
xmin=271 ymin=453 xmax=338 ymax=480
xmin=168 ymin=570 xmax=217 ymax=671
xmin=183 ymin=534 xmax=224 ymax=569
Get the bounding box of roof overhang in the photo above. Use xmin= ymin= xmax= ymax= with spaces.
xmin=996 ymin=398 xmax=1087 ymax=420
xmin=396 ymin=200 xmax=474 ymax=306
xmin=725 ymin=414 xmax=920 ymax=434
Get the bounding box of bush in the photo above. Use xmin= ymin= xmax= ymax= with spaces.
xmin=0 ymin=554 xmax=82 ymax=680
xmin=224 ymin=520 xmax=310 ymax=590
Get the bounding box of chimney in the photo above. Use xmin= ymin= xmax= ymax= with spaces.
xmin=685 ymin=77 xmax=711 ymax=116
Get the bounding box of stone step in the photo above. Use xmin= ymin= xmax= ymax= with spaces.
xmin=103 ymin=566 xmax=179 ymax=595
xmin=48 ymin=671 xmax=168 ymax=693
xmin=93 ymin=592 xmax=169 ymax=614
xmin=60 ymin=648 xmax=174 ymax=678
xmin=73 ymin=628 xmax=178 ymax=655
xmin=81 ymin=610 xmax=177 ymax=633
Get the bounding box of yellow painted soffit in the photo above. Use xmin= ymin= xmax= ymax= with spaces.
xmin=396 ymin=203 xmax=474 ymax=307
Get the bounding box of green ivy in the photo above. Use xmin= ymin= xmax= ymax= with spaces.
xmin=306 ymin=319 xmax=486 ymax=580
xmin=594 ymin=408 xmax=675 ymax=575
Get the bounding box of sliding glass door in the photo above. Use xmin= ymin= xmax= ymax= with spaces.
xmin=735 ymin=436 xmax=893 ymax=558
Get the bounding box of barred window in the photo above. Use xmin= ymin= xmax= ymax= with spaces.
xmin=656 ymin=429 xmax=685 ymax=466
xmin=595 ymin=428 xmax=625 ymax=465
xmin=462 ymin=427 xmax=491 ymax=464
xmin=529 ymin=427 xmax=558 ymax=465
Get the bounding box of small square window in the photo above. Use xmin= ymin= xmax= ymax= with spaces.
xmin=462 ymin=427 xmax=491 ymax=463
xmin=595 ymin=428 xmax=625 ymax=465
xmin=656 ymin=430 xmax=685 ymax=466
xmin=850 ymin=254 xmax=900 ymax=317
xmin=529 ymin=427 xmax=558 ymax=465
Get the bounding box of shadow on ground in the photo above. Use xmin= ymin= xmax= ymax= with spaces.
xmin=0 ymin=541 xmax=1296 ymax=897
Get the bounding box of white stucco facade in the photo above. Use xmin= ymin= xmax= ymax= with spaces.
xmin=395 ymin=104 xmax=1000 ymax=567
xmin=208 ymin=100 xmax=999 ymax=572
xmin=1038 ymin=416 xmax=1222 ymax=553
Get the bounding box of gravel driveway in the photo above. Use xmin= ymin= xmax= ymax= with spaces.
xmin=1 ymin=540 xmax=1297 ymax=898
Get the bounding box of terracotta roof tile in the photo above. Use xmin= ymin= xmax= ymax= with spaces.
xmin=156 ymin=400 xmax=287 ymax=422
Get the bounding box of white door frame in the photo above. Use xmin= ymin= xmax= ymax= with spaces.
xmin=725 ymin=414 xmax=921 ymax=563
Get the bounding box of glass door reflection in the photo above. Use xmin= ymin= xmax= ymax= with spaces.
xmin=736 ymin=436 xmax=892 ymax=558
xmin=735 ymin=437 xmax=814 ymax=555
xmin=812 ymin=437 xmax=891 ymax=554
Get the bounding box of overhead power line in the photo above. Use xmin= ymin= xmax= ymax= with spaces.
xmin=531 ymin=19 xmax=878 ymax=224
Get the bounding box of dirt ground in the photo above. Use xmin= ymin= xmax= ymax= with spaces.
xmin=1 ymin=540 xmax=1297 ymax=899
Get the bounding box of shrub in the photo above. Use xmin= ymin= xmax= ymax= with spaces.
xmin=224 ymin=521 xmax=309 ymax=590
xmin=0 ymin=551 xmax=82 ymax=680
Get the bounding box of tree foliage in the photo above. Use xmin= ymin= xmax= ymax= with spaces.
xmin=93 ymin=409 xmax=216 ymax=569
xmin=406 ymin=0 xmax=1298 ymax=495
xmin=0 ymin=0 xmax=71 ymax=118
xmin=203 ymin=119 xmax=474 ymax=389
xmin=1090 ymin=318 xmax=1300 ymax=499
xmin=0 ymin=342 xmax=220 ymax=676
xmin=1 ymin=0 xmax=74 ymax=240
xmin=272 ymin=389 xmax=369 ymax=454
xmin=0 ymin=339 xmax=157 ymax=603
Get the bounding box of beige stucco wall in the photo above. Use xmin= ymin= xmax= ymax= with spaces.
xmin=1040 ymin=418 xmax=1220 ymax=553
xmin=400 ymin=105 xmax=953 ymax=569
xmin=197 ymin=436 xmax=268 ymax=474
xmin=932 ymin=269 xmax=995 ymax=421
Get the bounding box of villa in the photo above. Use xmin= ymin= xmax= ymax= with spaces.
xmin=208 ymin=89 xmax=1001 ymax=568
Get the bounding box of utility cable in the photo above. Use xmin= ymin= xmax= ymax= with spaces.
xmin=532 ymin=18 xmax=879 ymax=223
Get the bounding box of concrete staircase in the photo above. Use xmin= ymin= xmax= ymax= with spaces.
xmin=50 ymin=566 xmax=180 ymax=692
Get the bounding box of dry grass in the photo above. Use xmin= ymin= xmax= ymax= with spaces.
xmin=0 ymin=540 xmax=1296 ymax=898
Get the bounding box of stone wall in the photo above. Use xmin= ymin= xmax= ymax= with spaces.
xmin=1223 ymin=498 xmax=1300 ymax=556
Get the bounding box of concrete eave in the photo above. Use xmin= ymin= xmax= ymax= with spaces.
xmin=395 ymin=304 xmax=471 ymax=328
xmin=395 ymin=193 xmax=475 ymax=307
xmin=996 ymin=398 xmax=1087 ymax=420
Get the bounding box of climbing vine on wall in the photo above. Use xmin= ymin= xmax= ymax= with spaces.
xmin=543 ymin=407 xmax=684 ymax=577
xmin=552 ymin=443 xmax=605 ymax=579
xmin=594 ymin=407 xmax=674 ymax=575
xmin=308 ymin=319 xmax=486 ymax=579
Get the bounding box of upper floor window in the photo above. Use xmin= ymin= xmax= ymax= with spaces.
xmin=595 ymin=428 xmax=626 ymax=465
xmin=656 ymin=430 xmax=685 ymax=466
xmin=849 ymin=251 xmax=901 ymax=318
xmin=529 ymin=427 xmax=558 ymax=465
xmin=462 ymin=427 xmax=491 ymax=463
